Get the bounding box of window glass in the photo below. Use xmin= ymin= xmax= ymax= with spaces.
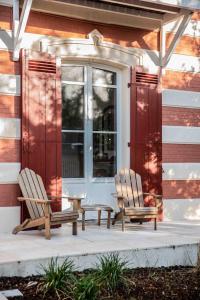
xmin=93 ymin=133 xmax=117 ymax=177
xmin=62 ymin=132 xmax=84 ymax=178
xmin=62 ymin=66 xmax=84 ymax=82
xmin=93 ymin=87 xmax=116 ymax=132
xmin=62 ymin=84 xmax=84 ymax=130
xmin=93 ymin=68 xmax=116 ymax=85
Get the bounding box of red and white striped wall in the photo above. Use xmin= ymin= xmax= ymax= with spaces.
xmin=0 ymin=5 xmax=199 ymax=231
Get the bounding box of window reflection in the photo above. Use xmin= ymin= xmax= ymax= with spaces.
xmin=93 ymin=87 xmax=116 ymax=131
xmin=62 ymin=84 xmax=84 ymax=130
xmin=93 ymin=68 xmax=116 ymax=85
xmin=93 ymin=133 xmax=117 ymax=177
xmin=62 ymin=66 xmax=84 ymax=82
xmin=62 ymin=132 xmax=84 ymax=178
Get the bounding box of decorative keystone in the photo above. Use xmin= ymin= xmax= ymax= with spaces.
xmin=87 ymin=29 xmax=104 ymax=46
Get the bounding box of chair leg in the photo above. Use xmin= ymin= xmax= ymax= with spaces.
xmin=12 ymin=219 xmax=30 ymax=234
xmin=45 ymin=217 xmax=51 ymax=240
xmin=98 ymin=210 xmax=101 ymax=226
xmin=112 ymin=211 xmax=123 ymax=225
xmin=72 ymin=221 xmax=77 ymax=235
xmin=107 ymin=211 xmax=111 ymax=229
xmin=154 ymin=218 xmax=157 ymax=231
xmin=82 ymin=211 xmax=85 ymax=231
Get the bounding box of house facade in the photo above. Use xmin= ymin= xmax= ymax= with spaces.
xmin=0 ymin=0 xmax=199 ymax=233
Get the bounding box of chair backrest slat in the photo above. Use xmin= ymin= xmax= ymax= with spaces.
xmin=135 ymin=173 xmax=144 ymax=207
xmin=124 ymin=169 xmax=134 ymax=207
xmin=18 ymin=174 xmax=36 ymax=219
xmin=115 ymin=168 xmax=144 ymax=208
xmin=18 ymin=168 xmax=49 ymax=219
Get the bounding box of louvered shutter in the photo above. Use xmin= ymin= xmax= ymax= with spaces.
xmin=129 ymin=66 xmax=162 ymax=217
xmin=21 ymin=50 xmax=62 ymax=221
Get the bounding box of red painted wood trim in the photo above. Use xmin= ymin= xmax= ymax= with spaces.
xmin=163 ymin=180 xmax=200 ymax=199
xmin=0 ymin=184 xmax=21 ymax=207
xmin=0 ymin=95 xmax=21 ymax=118
xmin=0 ymin=139 xmax=20 ymax=162
xmin=162 ymin=70 xmax=200 ymax=92
xmin=163 ymin=144 xmax=200 ymax=163
xmin=162 ymin=107 xmax=200 ymax=127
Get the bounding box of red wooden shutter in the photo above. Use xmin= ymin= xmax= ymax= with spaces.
xmin=129 ymin=66 xmax=162 ymax=218
xmin=21 ymin=49 xmax=62 ymax=221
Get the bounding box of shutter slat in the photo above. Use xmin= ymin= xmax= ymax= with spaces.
xmin=28 ymin=60 xmax=56 ymax=73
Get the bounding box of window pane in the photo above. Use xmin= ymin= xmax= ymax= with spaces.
xmin=62 ymin=132 xmax=84 ymax=178
xmin=62 ymin=84 xmax=84 ymax=130
xmin=62 ymin=66 xmax=84 ymax=82
xmin=93 ymin=68 xmax=116 ymax=85
xmin=93 ymin=87 xmax=116 ymax=131
xmin=93 ymin=133 xmax=117 ymax=177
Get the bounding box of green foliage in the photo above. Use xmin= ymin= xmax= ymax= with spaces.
xmin=40 ymin=257 xmax=76 ymax=298
xmin=96 ymin=253 xmax=127 ymax=293
xmin=74 ymin=274 xmax=99 ymax=300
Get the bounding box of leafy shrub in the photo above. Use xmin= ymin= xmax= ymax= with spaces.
xmin=97 ymin=253 xmax=127 ymax=293
xmin=40 ymin=257 xmax=76 ymax=298
xmin=74 ymin=274 xmax=99 ymax=300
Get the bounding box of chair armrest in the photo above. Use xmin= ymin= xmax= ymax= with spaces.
xmin=47 ymin=195 xmax=76 ymax=200
xmin=143 ymin=193 xmax=162 ymax=208
xmin=143 ymin=193 xmax=162 ymax=199
xmin=111 ymin=193 xmax=125 ymax=209
xmin=17 ymin=197 xmax=51 ymax=205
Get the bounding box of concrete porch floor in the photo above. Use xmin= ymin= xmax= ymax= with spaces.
xmin=0 ymin=220 xmax=200 ymax=277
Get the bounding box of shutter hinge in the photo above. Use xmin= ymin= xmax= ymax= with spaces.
xmin=128 ymin=142 xmax=131 ymax=147
xmin=128 ymin=83 xmax=131 ymax=88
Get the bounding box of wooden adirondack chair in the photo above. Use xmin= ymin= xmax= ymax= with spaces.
xmin=12 ymin=168 xmax=80 ymax=239
xmin=112 ymin=168 xmax=162 ymax=231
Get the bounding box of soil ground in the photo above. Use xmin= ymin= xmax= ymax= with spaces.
xmin=0 ymin=267 xmax=200 ymax=300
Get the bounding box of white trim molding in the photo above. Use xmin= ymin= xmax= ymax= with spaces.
xmin=164 ymin=198 xmax=200 ymax=221
xmin=0 ymin=118 xmax=21 ymax=139
xmin=162 ymin=89 xmax=200 ymax=109
xmin=163 ymin=126 xmax=200 ymax=144
xmin=0 ymin=163 xmax=20 ymax=184
xmin=0 ymin=74 xmax=20 ymax=95
xmin=163 ymin=163 xmax=200 ymax=180
xmin=0 ymin=206 xmax=20 ymax=233
xmin=45 ymin=34 xmax=140 ymax=68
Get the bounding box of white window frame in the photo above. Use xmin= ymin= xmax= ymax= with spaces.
xmin=62 ymin=62 xmax=121 ymax=184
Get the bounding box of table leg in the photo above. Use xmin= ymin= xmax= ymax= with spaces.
xmin=82 ymin=211 xmax=85 ymax=231
xmin=98 ymin=210 xmax=101 ymax=226
xmin=107 ymin=210 xmax=111 ymax=229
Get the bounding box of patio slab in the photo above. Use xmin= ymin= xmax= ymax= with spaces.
xmin=0 ymin=221 xmax=200 ymax=277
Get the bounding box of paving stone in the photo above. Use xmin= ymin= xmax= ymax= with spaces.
xmin=0 ymin=293 xmax=7 ymax=300
xmin=1 ymin=289 xmax=23 ymax=298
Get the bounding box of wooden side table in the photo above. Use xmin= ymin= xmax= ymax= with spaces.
xmin=68 ymin=197 xmax=113 ymax=231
